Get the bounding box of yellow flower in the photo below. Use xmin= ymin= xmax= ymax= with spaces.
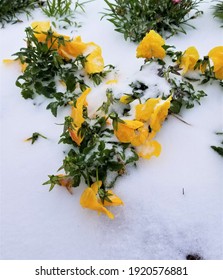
xmin=135 ymin=98 xmax=160 ymax=122
xmin=136 ymin=139 xmax=161 ymax=159
xmin=150 ymin=96 xmax=172 ymax=132
xmin=136 ymin=30 xmax=166 ymax=59
xmin=84 ymin=43 xmax=104 ymax=74
xmin=80 ymin=181 xmax=123 ymax=219
xmin=114 ymin=120 xmax=148 ymax=146
xmin=208 ymin=46 xmax=223 ymax=80
xmin=69 ymin=88 xmax=91 ymax=145
xmin=179 ymin=46 xmax=199 ymax=74
xmin=31 ymin=22 xmax=86 ymax=59
xmin=31 ymin=22 xmax=105 ymax=73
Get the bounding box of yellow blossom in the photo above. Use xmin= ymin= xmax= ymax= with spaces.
xmin=31 ymin=22 xmax=104 ymax=73
xmin=150 ymin=96 xmax=172 ymax=132
xmin=135 ymin=98 xmax=160 ymax=122
xmin=80 ymin=181 xmax=123 ymax=219
xmin=84 ymin=43 xmax=104 ymax=74
xmin=114 ymin=120 xmax=148 ymax=146
xmin=31 ymin=21 xmax=86 ymax=59
xmin=208 ymin=46 xmax=223 ymax=80
xmin=69 ymin=88 xmax=91 ymax=145
xmin=80 ymin=182 xmax=114 ymax=219
xmin=137 ymin=139 xmax=161 ymax=159
xmin=179 ymin=46 xmax=199 ymax=74
xmin=136 ymin=30 xmax=166 ymax=59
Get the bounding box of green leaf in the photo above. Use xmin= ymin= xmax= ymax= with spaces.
xmin=211 ymin=146 xmax=223 ymax=157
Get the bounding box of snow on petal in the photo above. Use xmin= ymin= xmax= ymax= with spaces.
xmin=137 ymin=140 xmax=161 ymax=159
xmin=150 ymin=96 xmax=172 ymax=132
xmin=179 ymin=46 xmax=199 ymax=74
xmin=208 ymin=46 xmax=223 ymax=80
xmin=135 ymin=98 xmax=161 ymax=122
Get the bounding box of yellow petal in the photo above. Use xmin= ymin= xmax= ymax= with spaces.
xmin=137 ymin=140 xmax=161 ymax=159
xmin=3 ymin=59 xmax=27 ymax=72
xmin=150 ymin=96 xmax=172 ymax=132
xmin=69 ymin=129 xmax=83 ymax=146
xmin=135 ymin=98 xmax=160 ymax=122
xmin=136 ymin=30 xmax=166 ymax=59
xmin=180 ymin=47 xmax=199 ymax=74
xmin=85 ymin=50 xmax=104 ymax=74
xmin=3 ymin=59 xmax=14 ymax=64
xmin=71 ymin=88 xmax=91 ymax=127
xmin=114 ymin=120 xmax=144 ymax=144
xmin=31 ymin=21 xmax=51 ymax=42
xmin=106 ymin=79 xmax=118 ymax=85
xmin=91 ymin=181 xmax=102 ymax=194
xmin=58 ymin=36 xmax=87 ymax=59
xmin=208 ymin=46 xmax=223 ymax=79
xmin=69 ymin=88 xmax=91 ymax=145
xmin=130 ymin=126 xmax=149 ymax=146
xmin=103 ymin=190 xmax=124 ymax=207
xmin=84 ymin=42 xmax=104 ymax=74
xmin=80 ymin=188 xmax=114 ymax=219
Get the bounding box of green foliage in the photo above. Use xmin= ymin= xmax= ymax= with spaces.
xmin=211 ymin=132 xmax=223 ymax=157
xmin=158 ymin=64 xmax=207 ymax=114
xmin=102 ymin=0 xmax=203 ymax=42
xmin=213 ymin=0 xmax=223 ymax=24
xmin=45 ymin=93 xmax=139 ymax=192
xmin=13 ymin=26 xmax=111 ymax=117
xmin=0 ymin=0 xmax=39 ymax=27
xmin=40 ymin=0 xmax=92 ymax=28
xmin=25 ymin=132 xmax=47 ymax=144
xmin=211 ymin=145 xmax=223 ymax=156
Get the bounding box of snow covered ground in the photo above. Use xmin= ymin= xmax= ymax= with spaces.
xmin=0 ymin=0 xmax=222 ymax=260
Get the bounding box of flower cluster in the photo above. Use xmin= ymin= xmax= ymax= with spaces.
xmin=7 ymin=21 xmax=113 ymax=116
xmin=136 ymin=29 xmax=223 ymax=81
xmin=5 ymin=26 xmax=222 ymax=220
xmin=30 ymin=21 xmax=104 ymax=74
xmin=178 ymin=45 xmax=223 ymax=80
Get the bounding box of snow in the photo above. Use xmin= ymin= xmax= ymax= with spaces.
xmin=0 ymin=0 xmax=222 ymax=260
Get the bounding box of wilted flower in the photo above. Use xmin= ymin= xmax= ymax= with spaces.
xmin=80 ymin=181 xmax=123 ymax=219
xmin=31 ymin=22 xmax=104 ymax=74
